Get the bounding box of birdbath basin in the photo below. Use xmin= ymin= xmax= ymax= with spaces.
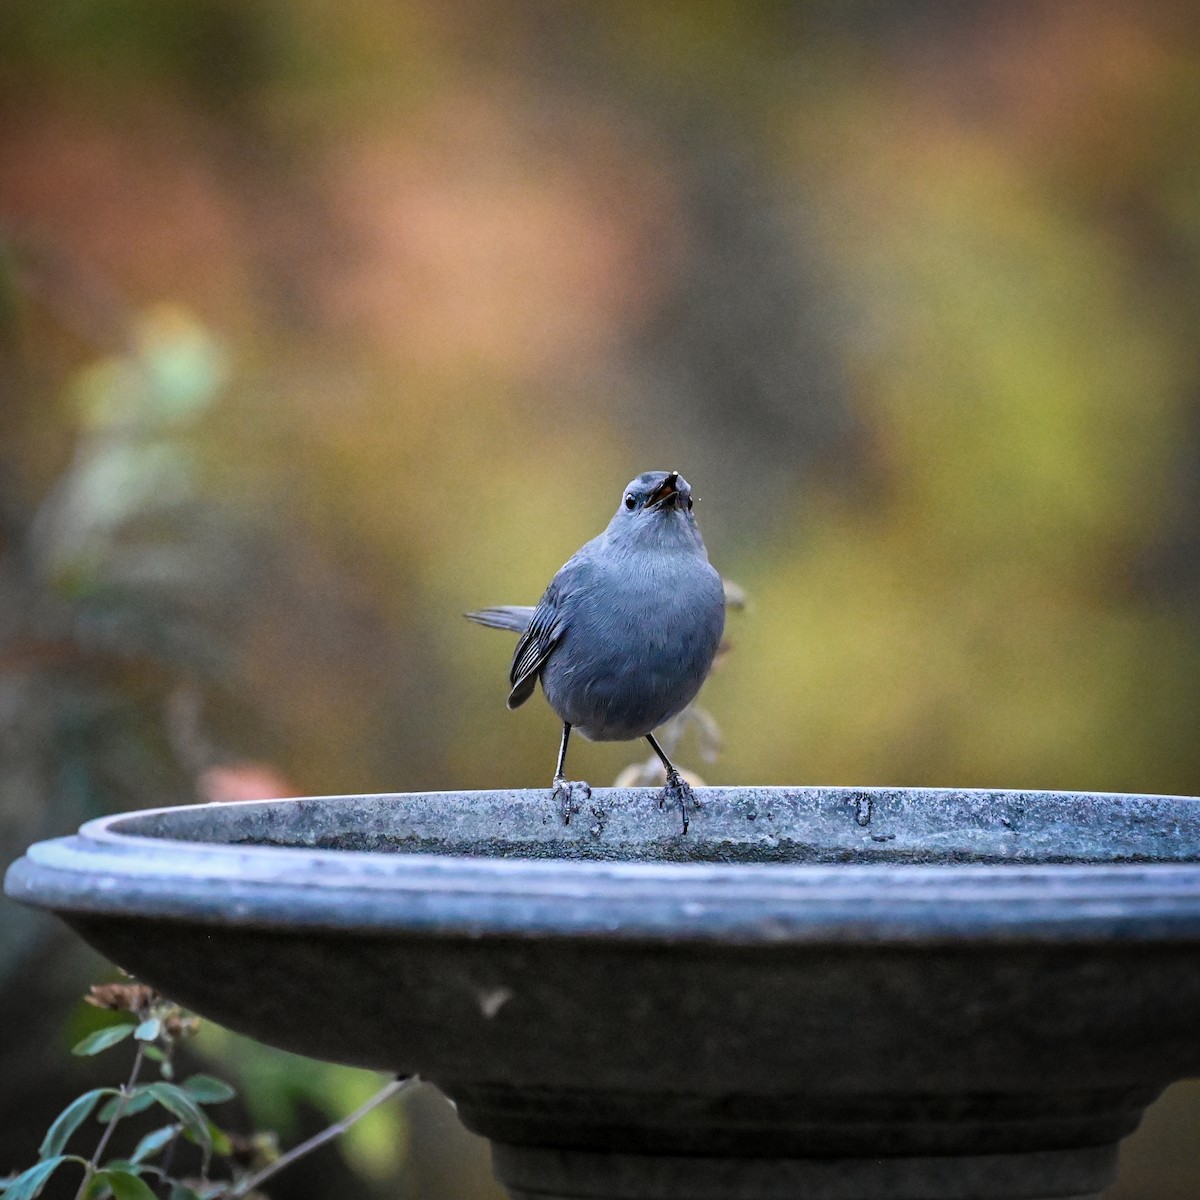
xmin=7 ymin=786 xmax=1200 ymax=1200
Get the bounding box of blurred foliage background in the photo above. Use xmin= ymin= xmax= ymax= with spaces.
xmin=2 ymin=2 xmax=1200 ymax=1196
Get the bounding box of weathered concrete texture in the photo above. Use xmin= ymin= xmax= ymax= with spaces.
xmin=6 ymin=787 xmax=1200 ymax=1200
xmin=65 ymin=785 xmax=1200 ymax=865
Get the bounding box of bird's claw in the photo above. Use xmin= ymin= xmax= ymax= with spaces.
xmin=661 ymin=771 xmax=693 ymax=835
xmin=552 ymin=777 xmax=591 ymax=826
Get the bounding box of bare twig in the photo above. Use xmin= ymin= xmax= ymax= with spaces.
xmin=227 ymin=1076 xmax=418 ymax=1198
xmin=74 ymin=1042 xmax=146 ymax=1200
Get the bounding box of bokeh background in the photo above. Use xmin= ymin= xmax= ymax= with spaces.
xmin=3 ymin=2 xmax=1200 ymax=1196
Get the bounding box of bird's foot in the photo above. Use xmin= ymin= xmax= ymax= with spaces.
xmin=552 ymin=776 xmax=591 ymax=826
xmin=659 ymin=770 xmax=694 ymax=835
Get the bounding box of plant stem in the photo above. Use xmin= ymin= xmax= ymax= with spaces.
xmin=75 ymin=1042 xmax=146 ymax=1200
xmin=228 ymin=1076 xmax=418 ymax=1199
xmin=156 ymin=1127 xmax=181 ymax=1199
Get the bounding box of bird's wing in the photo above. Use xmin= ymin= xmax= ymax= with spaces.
xmin=464 ymin=605 xmax=536 ymax=634
xmin=506 ymin=582 xmax=569 ymax=710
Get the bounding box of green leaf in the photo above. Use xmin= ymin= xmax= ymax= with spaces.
xmin=130 ymin=1124 xmax=178 ymax=1164
xmin=80 ymin=1173 xmax=106 ymax=1200
xmin=144 ymin=1084 xmax=210 ymax=1151
xmin=94 ymin=1171 xmax=157 ymax=1200
xmin=72 ymin=1026 xmax=135 ymax=1057
xmin=133 ymin=1018 xmax=161 ymax=1042
xmin=181 ymin=1075 xmax=235 ymax=1105
xmin=1 ymin=1157 xmax=75 ymax=1200
xmin=97 ymin=1088 xmax=156 ymax=1123
xmin=205 ymin=1119 xmax=231 ymax=1158
xmin=40 ymin=1090 xmax=117 ymax=1158
xmin=98 ymin=1159 xmax=135 ymax=1176
xmin=167 ymin=1186 xmax=202 ymax=1200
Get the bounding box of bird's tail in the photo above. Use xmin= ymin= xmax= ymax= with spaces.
xmin=463 ymin=605 xmax=536 ymax=634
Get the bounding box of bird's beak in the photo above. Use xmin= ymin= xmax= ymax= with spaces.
xmin=646 ymin=471 xmax=681 ymax=510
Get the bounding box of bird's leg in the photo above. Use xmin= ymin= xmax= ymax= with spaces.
xmin=551 ymin=723 xmax=590 ymax=825
xmin=645 ymin=732 xmax=693 ymax=835
xmin=554 ymin=721 xmax=571 ymax=780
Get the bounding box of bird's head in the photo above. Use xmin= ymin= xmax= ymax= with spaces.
xmin=608 ymin=470 xmax=704 ymax=550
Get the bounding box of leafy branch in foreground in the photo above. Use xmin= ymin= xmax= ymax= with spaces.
xmin=0 ymin=983 xmax=415 ymax=1200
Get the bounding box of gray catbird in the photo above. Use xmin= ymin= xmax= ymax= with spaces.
xmin=466 ymin=470 xmax=725 ymax=833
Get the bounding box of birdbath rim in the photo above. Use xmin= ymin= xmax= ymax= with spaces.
xmin=9 ymin=785 xmax=1200 ymax=946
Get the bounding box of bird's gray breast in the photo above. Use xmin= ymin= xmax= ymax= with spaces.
xmin=540 ymin=548 xmax=725 ymax=741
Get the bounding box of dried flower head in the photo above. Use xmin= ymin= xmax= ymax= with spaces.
xmin=162 ymin=1010 xmax=202 ymax=1040
xmin=85 ymin=983 xmax=160 ymax=1016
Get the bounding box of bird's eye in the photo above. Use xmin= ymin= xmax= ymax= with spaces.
xmin=686 ymin=497 xmax=694 ymax=510
xmin=624 ymin=494 xmax=636 ymax=510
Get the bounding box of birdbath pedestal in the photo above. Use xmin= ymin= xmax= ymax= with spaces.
xmin=6 ymin=786 xmax=1200 ymax=1200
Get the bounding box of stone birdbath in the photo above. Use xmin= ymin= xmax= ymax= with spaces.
xmin=6 ymin=786 xmax=1200 ymax=1200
